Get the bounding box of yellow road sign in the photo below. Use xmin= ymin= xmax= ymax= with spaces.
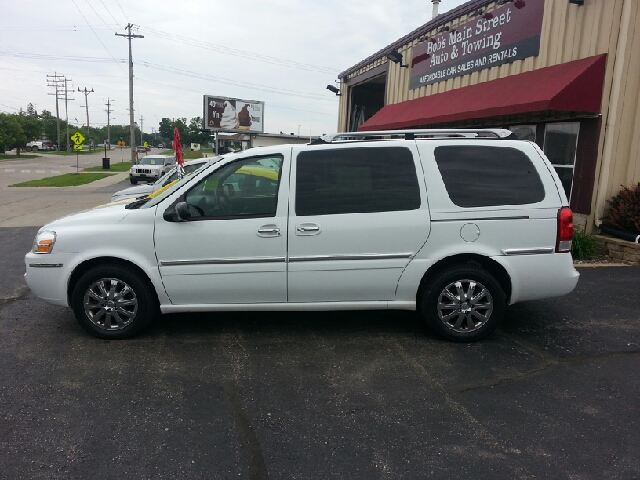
xmin=74 ymin=144 xmax=83 ymax=151
xmin=117 ymin=140 xmax=125 ymax=147
xmin=143 ymin=141 xmax=148 ymax=148
xmin=71 ymin=132 xmax=85 ymax=145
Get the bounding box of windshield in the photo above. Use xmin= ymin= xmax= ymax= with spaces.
xmin=139 ymin=157 xmax=166 ymax=166
xmin=141 ymin=158 xmax=220 ymax=209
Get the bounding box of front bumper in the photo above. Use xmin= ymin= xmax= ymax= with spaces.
xmin=24 ymin=252 xmax=74 ymax=307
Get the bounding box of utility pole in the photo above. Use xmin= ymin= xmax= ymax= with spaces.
xmin=78 ymin=87 xmax=94 ymax=133
xmin=46 ymin=73 xmax=64 ymax=151
xmin=116 ymin=24 xmax=144 ymax=162
xmin=63 ymin=78 xmax=75 ymax=152
xmin=140 ymin=115 xmax=144 ymax=146
xmin=105 ymin=98 xmax=113 ymax=149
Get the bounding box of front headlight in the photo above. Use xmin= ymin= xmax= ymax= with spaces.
xmin=33 ymin=231 xmax=56 ymax=254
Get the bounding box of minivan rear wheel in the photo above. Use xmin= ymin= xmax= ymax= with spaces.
xmin=421 ymin=265 xmax=506 ymax=342
xmin=71 ymin=264 xmax=157 ymax=339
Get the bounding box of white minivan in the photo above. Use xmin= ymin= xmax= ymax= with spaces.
xmin=25 ymin=129 xmax=579 ymax=341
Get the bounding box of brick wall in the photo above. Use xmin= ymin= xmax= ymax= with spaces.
xmin=595 ymin=235 xmax=640 ymax=265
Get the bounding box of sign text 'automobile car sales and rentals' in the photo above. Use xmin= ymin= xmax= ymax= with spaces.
xmin=409 ymin=0 xmax=544 ymax=89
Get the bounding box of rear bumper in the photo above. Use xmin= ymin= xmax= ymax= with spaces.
xmin=492 ymin=253 xmax=580 ymax=304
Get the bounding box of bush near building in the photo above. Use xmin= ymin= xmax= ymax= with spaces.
xmin=603 ymin=183 xmax=640 ymax=234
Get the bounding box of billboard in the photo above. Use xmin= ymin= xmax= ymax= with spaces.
xmin=203 ymin=95 xmax=265 ymax=133
xmin=409 ymin=0 xmax=544 ymax=89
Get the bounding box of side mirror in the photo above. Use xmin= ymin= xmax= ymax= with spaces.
xmin=163 ymin=201 xmax=191 ymax=222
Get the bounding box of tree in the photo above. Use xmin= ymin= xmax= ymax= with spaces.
xmin=0 ymin=113 xmax=22 ymax=153
xmin=158 ymin=117 xmax=189 ymax=146
xmin=188 ymin=117 xmax=209 ymax=145
xmin=158 ymin=118 xmax=173 ymax=140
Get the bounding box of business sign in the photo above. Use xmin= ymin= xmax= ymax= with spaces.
xmin=203 ymin=95 xmax=265 ymax=133
xmin=409 ymin=0 xmax=544 ymax=89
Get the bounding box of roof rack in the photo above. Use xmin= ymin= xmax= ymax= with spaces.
xmin=319 ymin=129 xmax=514 ymax=143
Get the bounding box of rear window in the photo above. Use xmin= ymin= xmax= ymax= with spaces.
xmin=296 ymin=147 xmax=421 ymax=216
xmin=434 ymin=146 xmax=545 ymax=208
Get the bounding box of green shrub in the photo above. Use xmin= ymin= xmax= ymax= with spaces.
xmin=572 ymin=230 xmax=599 ymax=260
xmin=603 ymin=183 xmax=640 ymax=234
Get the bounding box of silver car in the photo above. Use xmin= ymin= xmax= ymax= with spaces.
xmin=129 ymin=155 xmax=176 ymax=184
xmin=112 ymin=158 xmax=212 ymax=202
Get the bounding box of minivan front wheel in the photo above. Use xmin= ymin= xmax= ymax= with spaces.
xmin=421 ymin=265 xmax=506 ymax=342
xmin=71 ymin=264 xmax=157 ymax=339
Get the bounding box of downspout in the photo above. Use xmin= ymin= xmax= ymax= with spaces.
xmin=594 ymin=0 xmax=632 ymax=226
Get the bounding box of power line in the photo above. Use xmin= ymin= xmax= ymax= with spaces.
xmin=139 ymin=62 xmax=334 ymax=102
xmin=70 ymin=0 xmax=126 ymax=73
xmin=113 ymin=0 xmax=130 ymax=24
xmin=83 ymin=0 xmax=118 ymax=33
xmin=97 ymin=0 xmax=122 ymax=29
xmin=135 ymin=77 xmax=336 ymax=117
xmin=141 ymin=26 xmax=338 ymax=75
xmin=0 ymin=51 xmax=126 ymax=63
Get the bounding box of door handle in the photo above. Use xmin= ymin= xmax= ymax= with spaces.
xmin=296 ymin=223 xmax=321 ymax=236
xmin=257 ymin=225 xmax=281 ymax=237
xmin=297 ymin=225 xmax=319 ymax=232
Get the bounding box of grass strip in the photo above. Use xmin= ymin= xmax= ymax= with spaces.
xmin=0 ymin=154 xmax=40 ymax=160
xmin=84 ymin=162 xmax=133 ymax=172
xmin=10 ymin=173 xmax=114 ymax=187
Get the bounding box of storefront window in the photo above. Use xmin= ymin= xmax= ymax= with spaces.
xmin=543 ymin=122 xmax=580 ymax=199
xmin=509 ymin=125 xmax=536 ymax=142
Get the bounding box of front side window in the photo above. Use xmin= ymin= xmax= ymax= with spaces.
xmin=434 ymin=146 xmax=545 ymax=208
xmin=295 ymin=147 xmax=421 ymax=216
xmin=543 ymin=122 xmax=579 ymax=200
xmin=183 ymin=155 xmax=283 ymax=219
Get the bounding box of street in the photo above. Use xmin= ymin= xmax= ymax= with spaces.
xmin=0 ymin=154 xmax=639 ymax=479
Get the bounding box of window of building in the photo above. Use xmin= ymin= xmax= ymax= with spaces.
xmin=184 ymin=155 xmax=283 ymax=219
xmin=543 ymin=122 xmax=580 ymax=200
xmin=295 ymin=147 xmax=421 ymax=216
xmin=509 ymin=125 xmax=536 ymax=142
xmin=434 ymin=146 xmax=545 ymax=208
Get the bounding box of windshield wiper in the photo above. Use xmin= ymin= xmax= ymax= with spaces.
xmin=124 ymin=196 xmax=150 ymax=209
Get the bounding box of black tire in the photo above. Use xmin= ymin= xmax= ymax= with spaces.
xmin=71 ymin=263 xmax=158 ymax=339
xmin=31 ymin=145 xmax=38 ymax=152
xmin=130 ymin=179 xmax=138 ymax=185
xmin=420 ymin=264 xmax=506 ymax=342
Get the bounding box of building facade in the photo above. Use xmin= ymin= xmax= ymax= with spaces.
xmin=336 ymin=0 xmax=640 ymax=231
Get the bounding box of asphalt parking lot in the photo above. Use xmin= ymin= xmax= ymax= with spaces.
xmin=1 ymin=154 xmax=639 ymax=479
xmin=1 ymin=224 xmax=639 ymax=479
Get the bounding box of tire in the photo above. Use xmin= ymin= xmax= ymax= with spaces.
xmin=130 ymin=179 xmax=138 ymax=185
xmin=420 ymin=264 xmax=506 ymax=342
xmin=31 ymin=145 xmax=38 ymax=152
xmin=71 ymin=264 xmax=158 ymax=339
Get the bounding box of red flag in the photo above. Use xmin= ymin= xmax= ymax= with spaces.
xmin=173 ymin=127 xmax=185 ymax=167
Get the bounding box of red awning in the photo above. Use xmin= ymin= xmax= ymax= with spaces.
xmin=358 ymin=54 xmax=607 ymax=131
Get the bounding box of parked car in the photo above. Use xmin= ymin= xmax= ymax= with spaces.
xmin=25 ymin=129 xmax=579 ymax=341
xmin=111 ymin=158 xmax=211 ymax=202
xmin=136 ymin=146 xmax=146 ymax=154
xmin=129 ymin=155 xmax=175 ymax=184
xmin=25 ymin=140 xmax=54 ymax=151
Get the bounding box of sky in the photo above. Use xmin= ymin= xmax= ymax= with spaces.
xmin=0 ymin=0 xmax=468 ymax=139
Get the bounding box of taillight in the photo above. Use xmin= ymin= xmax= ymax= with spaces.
xmin=556 ymin=207 xmax=573 ymax=253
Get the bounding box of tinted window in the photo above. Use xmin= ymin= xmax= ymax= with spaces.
xmin=296 ymin=147 xmax=421 ymax=216
xmin=434 ymin=146 xmax=545 ymax=208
